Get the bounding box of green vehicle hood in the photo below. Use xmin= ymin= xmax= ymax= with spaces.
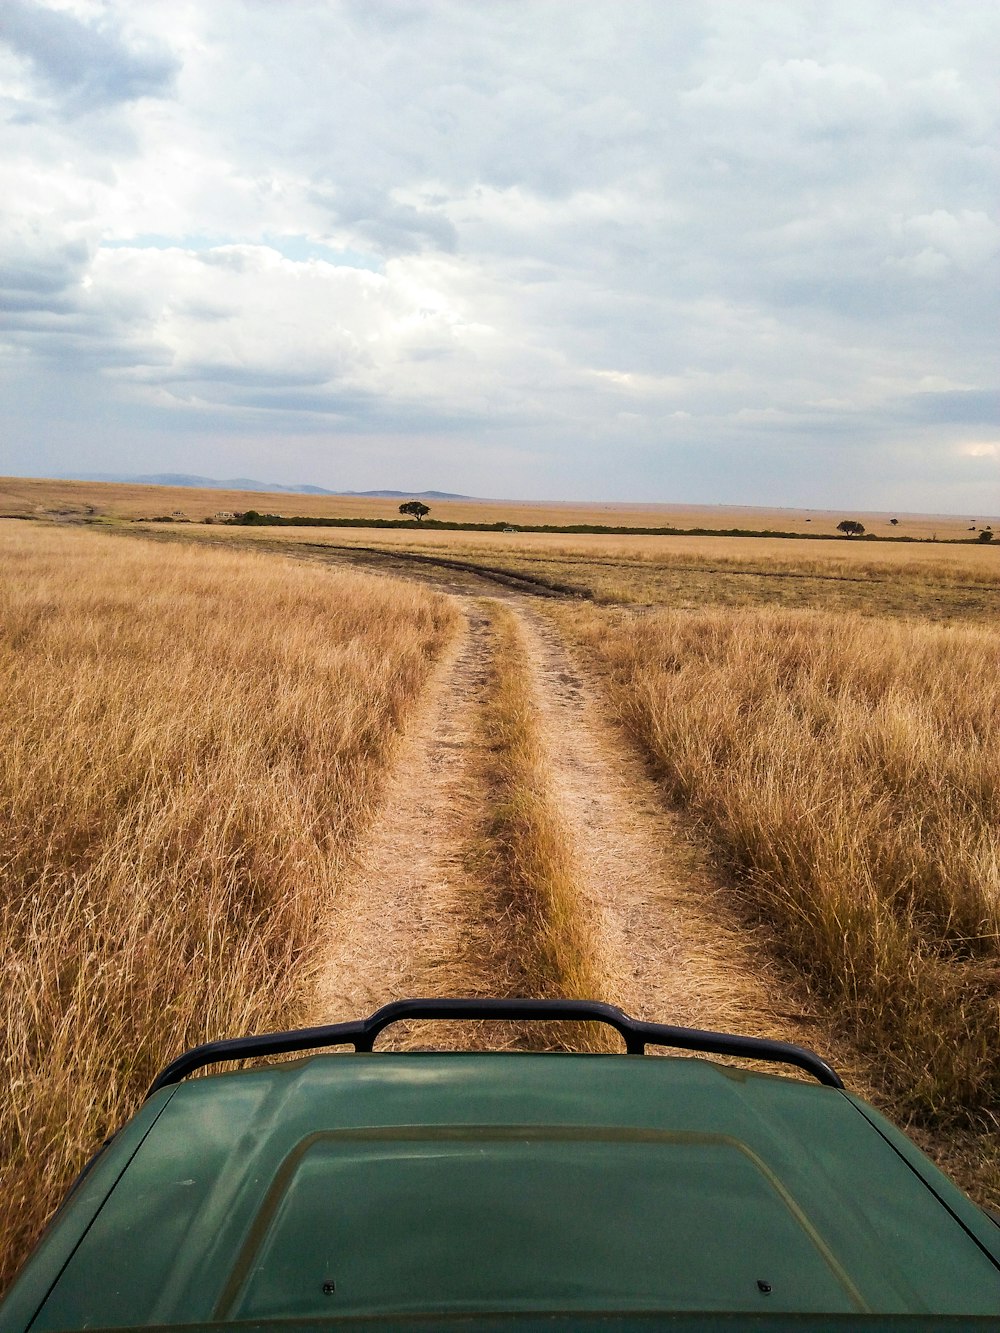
xmin=5 ymin=1054 xmax=999 ymax=1329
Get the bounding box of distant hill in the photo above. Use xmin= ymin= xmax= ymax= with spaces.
xmin=347 ymin=489 xmax=471 ymax=500
xmin=60 ymin=474 xmax=472 ymax=500
xmin=65 ymin=472 xmax=338 ymax=495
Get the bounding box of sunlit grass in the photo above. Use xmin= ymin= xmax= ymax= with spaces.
xmin=564 ymin=602 xmax=1000 ymax=1128
xmin=0 ymin=524 xmax=457 ymax=1285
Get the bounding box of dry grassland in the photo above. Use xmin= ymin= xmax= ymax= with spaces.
xmin=5 ymin=496 xmax=1000 ymax=1253
xmin=0 ymin=522 xmax=457 ymax=1285
xmin=165 ymin=521 xmax=1000 ymax=624
xmin=2 ymin=474 xmax=992 ymax=540
xmin=563 ymin=603 xmax=1000 ymax=1146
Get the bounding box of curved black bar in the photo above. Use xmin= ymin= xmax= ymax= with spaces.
xmin=146 ymin=997 xmax=843 ymax=1097
xmin=146 ymin=1015 xmax=369 ymax=1096
xmin=353 ymin=998 xmax=648 ymax=1054
xmin=636 ymin=1022 xmax=844 ymax=1089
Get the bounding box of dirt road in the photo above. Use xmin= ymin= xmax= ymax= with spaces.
xmin=311 ymin=584 xmax=829 ymax=1060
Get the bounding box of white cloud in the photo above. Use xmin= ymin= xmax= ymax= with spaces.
xmin=894 ymin=209 xmax=1000 ymax=273
xmin=0 ymin=0 xmax=997 ymax=508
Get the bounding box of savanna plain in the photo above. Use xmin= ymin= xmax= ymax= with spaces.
xmin=2 ymin=482 xmax=999 ymax=1287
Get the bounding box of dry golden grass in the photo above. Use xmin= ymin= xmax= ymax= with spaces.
xmin=169 ymin=521 xmax=1000 ymax=624
xmin=0 ymin=522 xmax=457 ymax=1286
xmin=564 ymin=602 xmax=1000 ymax=1137
xmin=478 ymin=604 xmax=608 ymax=1048
xmin=3 ymin=473 xmax=993 ymax=540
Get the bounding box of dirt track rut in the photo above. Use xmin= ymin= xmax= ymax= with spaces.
xmin=311 ymin=605 xmax=501 ymax=1047
xmin=513 ymin=606 xmax=822 ymax=1046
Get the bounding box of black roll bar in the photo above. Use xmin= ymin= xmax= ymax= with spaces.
xmin=146 ymin=996 xmax=843 ymax=1096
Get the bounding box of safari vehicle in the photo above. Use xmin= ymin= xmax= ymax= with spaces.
xmin=3 ymin=999 xmax=1000 ymax=1331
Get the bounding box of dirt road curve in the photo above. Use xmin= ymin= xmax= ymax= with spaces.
xmin=312 ymin=590 xmax=827 ymax=1057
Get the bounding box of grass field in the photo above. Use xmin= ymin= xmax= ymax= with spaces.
xmin=135 ymin=519 xmax=1000 ymax=624
xmin=480 ymin=604 xmax=605 ymax=1029
xmin=5 ymin=484 xmax=1000 ymax=1276
xmin=0 ymin=523 xmax=457 ymax=1285
xmin=2 ymin=473 xmax=994 ymax=541
xmin=562 ymin=603 xmax=1000 ymax=1136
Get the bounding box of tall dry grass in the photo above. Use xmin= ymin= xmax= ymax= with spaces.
xmin=0 ymin=523 xmax=457 ymax=1285
xmin=566 ymin=604 xmax=1000 ymax=1121
xmin=478 ymin=604 xmax=608 ymax=1048
xmin=178 ymin=523 xmax=1000 ymax=624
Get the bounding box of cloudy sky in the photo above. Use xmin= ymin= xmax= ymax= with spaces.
xmin=1 ymin=1 xmax=997 ymax=510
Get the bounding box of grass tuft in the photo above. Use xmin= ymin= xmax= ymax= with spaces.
xmin=478 ymin=604 xmax=609 ymax=1048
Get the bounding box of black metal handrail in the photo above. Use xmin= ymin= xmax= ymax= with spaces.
xmin=146 ymin=997 xmax=844 ymax=1096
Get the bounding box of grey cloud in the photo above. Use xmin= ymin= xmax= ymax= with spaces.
xmin=317 ymin=188 xmax=458 ymax=256
xmin=181 ymin=381 xmax=501 ymax=436
xmin=0 ymin=239 xmax=90 ymax=295
xmin=0 ymin=0 xmax=178 ymax=112
xmin=0 ymin=292 xmax=74 ymax=315
xmin=142 ymin=365 xmax=331 ymax=390
xmin=899 ymin=389 xmax=1000 ymax=425
xmin=236 ymin=387 xmax=383 ymax=416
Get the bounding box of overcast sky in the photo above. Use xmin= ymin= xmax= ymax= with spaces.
xmin=1 ymin=1 xmax=997 ymax=510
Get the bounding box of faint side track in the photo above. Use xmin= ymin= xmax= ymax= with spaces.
xmin=301 ymin=542 xmax=589 ymax=599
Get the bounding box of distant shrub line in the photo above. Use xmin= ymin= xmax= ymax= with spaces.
xmin=153 ymin=512 xmax=988 ymax=544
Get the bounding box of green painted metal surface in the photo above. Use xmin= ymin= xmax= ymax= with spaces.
xmin=4 ymin=1053 xmax=999 ymax=1329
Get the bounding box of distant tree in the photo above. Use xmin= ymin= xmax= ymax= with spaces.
xmin=836 ymin=520 xmax=866 ymax=537
xmin=399 ymin=500 xmax=430 ymax=522
xmin=978 ymin=529 xmax=994 ymax=543
xmin=889 ymin=518 xmax=899 ymax=526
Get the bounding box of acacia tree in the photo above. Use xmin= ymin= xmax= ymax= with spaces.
xmin=836 ymin=520 xmax=865 ymax=537
xmin=399 ymin=500 xmax=430 ymax=522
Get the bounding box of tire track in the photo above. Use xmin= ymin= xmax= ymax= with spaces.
xmin=310 ymin=604 xmax=505 ymax=1048
xmin=512 ymin=605 xmax=828 ymax=1051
